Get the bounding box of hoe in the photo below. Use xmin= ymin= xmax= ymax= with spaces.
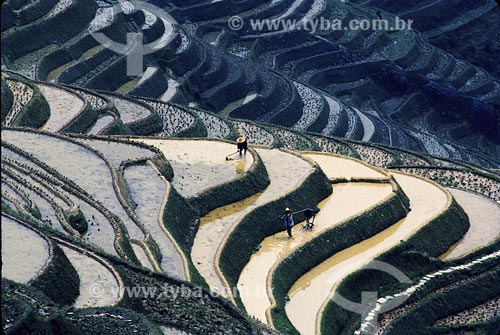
xmin=225 ymin=151 xmax=240 ymax=161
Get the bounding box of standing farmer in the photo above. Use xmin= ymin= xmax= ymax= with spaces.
xmin=279 ymin=208 xmax=295 ymax=238
xmin=236 ymin=136 xmax=248 ymax=156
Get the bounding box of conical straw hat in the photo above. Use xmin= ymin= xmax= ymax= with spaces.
xmin=237 ymin=137 xmax=246 ymax=143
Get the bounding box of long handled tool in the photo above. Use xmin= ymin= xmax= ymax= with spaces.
xmin=225 ymin=151 xmax=239 ymax=160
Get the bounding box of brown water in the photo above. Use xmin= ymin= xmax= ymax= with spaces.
xmin=138 ymin=139 xmax=253 ymax=198
xmin=285 ymin=173 xmax=448 ymax=335
xmin=193 ymin=192 xmax=263 ymax=291
xmin=191 ymin=148 xmax=313 ymax=294
xmin=441 ymin=188 xmax=500 ymax=260
xmin=303 ymin=153 xmax=386 ymax=180
xmin=2 ymin=215 xmax=50 ymax=284
xmin=238 ymin=183 xmax=393 ymax=322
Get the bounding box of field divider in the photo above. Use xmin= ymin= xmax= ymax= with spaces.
xmin=130 ymin=238 xmax=162 ymax=273
xmin=148 ymin=160 xmax=192 ymax=281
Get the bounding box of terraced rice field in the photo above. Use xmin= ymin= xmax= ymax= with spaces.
xmin=4 ymin=79 xmax=33 ymax=126
xmin=137 ymin=139 xmax=253 ymax=198
xmin=274 ymin=129 xmax=314 ymax=151
xmin=239 ymin=182 xmax=393 ymax=323
xmin=233 ymin=121 xmax=274 ymax=147
xmin=292 ymin=82 xmax=324 ymax=131
xmin=2 ymin=1 xmax=500 ymax=331
xmin=60 ymin=245 xmax=121 ymax=308
xmin=4 ymin=177 xmax=64 ymax=231
xmin=78 ymin=138 xmax=156 ymax=169
xmin=435 ymin=297 xmax=500 ymax=327
xmin=286 ymin=172 xmax=448 ymax=335
xmin=353 ymin=107 xmax=375 ymax=142
xmin=441 ymin=188 xmax=500 ymax=260
xmin=369 ymin=250 xmax=500 ymax=335
xmin=322 ymin=96 xmax=342 ymax=135
xmin=303 ymin=152 xmax=387 ymax=180
xmin=1 ymin=181 xmax=28 ymax=206
xmin=87 ymin=115 xmax=115 ymax=135
xmin=47 ymin=45 xmax=105 ymax=83
xmin=352 ymin=144 xmax=396 ymax=168
xmin=2 ymin=130 xmax=145 ymax=240
xmin=78 ymin=200 xmax=117 ymax=256
xmin=160 ymin=326 xmax=192 ymax=335
xmin=124 ymin=164 xmax=186 ymax=279
xmin=160 ymin=79 xmax=180 ymax=102
xmin=3 ymin=145 xmax=118 ymax=255
xmin=2 ymin=216 xmax=50 ymax=284
xmin=38 ymin=84 xmax=84 ymax=132
xmin=105 ymin=95 xmax=151 ymax=124
xmin=131 ymin=243 xmax=155 ymax=271
xmin=138 ymin=100 xmax=195 ymax=136
xmin=71 ymin=88 xmax=107 ymax=111
xmin=194 ymin=110 xmax=231 ymax=139
xmin=192 ymin=148 xmax=313 ymax=294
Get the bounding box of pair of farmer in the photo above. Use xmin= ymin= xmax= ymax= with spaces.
xmin=279 ymin=207 xmax=319 ymax=238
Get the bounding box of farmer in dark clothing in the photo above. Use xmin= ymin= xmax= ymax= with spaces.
xmin=279 ymin=208 xmax=295 ymax=238
xmin=236 ymin=136 xmax=248 ymax=156
xmin=303 ymin=207 xmax=320 ymax=229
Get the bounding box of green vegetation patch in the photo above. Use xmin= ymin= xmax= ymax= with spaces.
xmin=64 ymin=207 xmax=88 ymax=235
xmin=12 ymin=82 xmax=50 ymax=129
xmin=1 ymin=78 xmax=14 ymax=122
xmin=30 ymin=243 xmax=80 ymax=306
xmin=115 ymin=263 xmax=259 ymax=335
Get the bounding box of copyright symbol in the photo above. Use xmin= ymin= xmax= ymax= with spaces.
xmin=89 ymin=283 xmax=104 ymax=297
xmin=228 ymin=16 xmax=244 ymax=31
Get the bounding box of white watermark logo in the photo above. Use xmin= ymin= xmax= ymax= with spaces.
xmin=228 ymin=16 xmax=244 ymax=31
xmin=228 ymin=16 xmax=413 ymax=34
xmin=91 ymin=0 xmax=178 ymax=76
xmin=88 ymin=282 xmax=268 ymax=301
xmin=330 ymin=260 xmax=412 ymax=335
